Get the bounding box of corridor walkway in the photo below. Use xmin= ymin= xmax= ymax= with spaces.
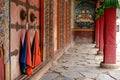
xmin=41 ymin=44 xmax=120 ymax=80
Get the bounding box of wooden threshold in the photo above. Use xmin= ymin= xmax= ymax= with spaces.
xmin=29 ymin=61 xmax=52 ymax=80
xmin=15 ymin=60 xmax=52 ymax=80
xmin=72 ymin=28 xmax=95 ymax=32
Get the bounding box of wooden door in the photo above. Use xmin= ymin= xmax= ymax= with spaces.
xmin=0 ymin=47 xmax=4 ymax=80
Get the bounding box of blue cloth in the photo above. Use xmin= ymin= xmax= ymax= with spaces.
xmin=20 ymin=33 xmax=27 ymax=73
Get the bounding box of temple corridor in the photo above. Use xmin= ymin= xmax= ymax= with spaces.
xmin=1 ymin=0 xmax=120 ymax=80
xmin=41 ymin=44 xmax=120 ymax=80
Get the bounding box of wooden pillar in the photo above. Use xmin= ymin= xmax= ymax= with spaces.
xmin=57 ymin=0 xmax=60 ymax=49
xmin=100 ymin=8 xmax=119 ymax=69
xmin=104 ymin=8 xmax=116 ymax=64
xmin=65 ymin=1 xmax=68 ymax=46
xmin=97 ymin=14 xmax=104 ymax=55
xmin=40 ymin=0 xmax=44 ymax=61
xmin=95 ymin=19 xmax=100 ymax=48
xmin=95 ymin=0 xmax=101 ymax=47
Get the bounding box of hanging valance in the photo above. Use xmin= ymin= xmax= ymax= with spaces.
xmin=95 ymin=7 xmax=104 ymax=20
xmin=98 ymin=7 xmax=104 ymax=15
xmin=104 ymin=0 xmax=119 ymax=8
xmin=95 ymin=13 xmax=100 ymax=20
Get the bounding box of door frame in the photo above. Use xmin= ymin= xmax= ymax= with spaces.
xmin=40 ymin=0 xmax=44 ymax=61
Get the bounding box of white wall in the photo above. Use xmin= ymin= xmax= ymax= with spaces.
xmin=116 ymin=9 xmax=120 ymax=48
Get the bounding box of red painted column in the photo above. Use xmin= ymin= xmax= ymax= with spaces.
xmin=104 ymin=8 xmax=116 ymax=64
xmin=95 ymin=19 xmax=100 ymax=48
xmin=97 ymin=14 xmax=104 ymax=54
xmin=40 ymin=0 xmax=44 ymax=61
xmin=95 ymin=0 xmax=101 ymax=47
xmin=96 ymin=0 xmax=100 ymax=8
xmin=97 ymin=0 xmax=101 ymax=3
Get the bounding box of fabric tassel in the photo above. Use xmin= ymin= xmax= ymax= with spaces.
xmin=20 ymin=32 xmax=27 ymax=74
xmin=31 ymin=35 xmax=34 ymax=68
xmin=33 ymin=31 xmax=41 ymax=67
xmin=26 ymin=31 xmax=33 ymax=75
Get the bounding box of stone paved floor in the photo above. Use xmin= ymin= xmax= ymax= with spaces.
xmin=40 ymin=44 xmax=120 ymax=80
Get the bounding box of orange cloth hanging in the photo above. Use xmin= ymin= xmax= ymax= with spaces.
xmin=33 ymin=31 xmax=41 ymax=67
xmin=26 ymin=31 xmax=33 ymax=75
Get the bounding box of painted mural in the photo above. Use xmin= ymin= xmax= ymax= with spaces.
xmin=75 ymin=0 xmax=96 ymax=28
xmin=0 ymin=0 xmax=9 ymax=64
xmin=44 ymin=0 xmax=54 ymax=60
xmin=0 ymin=0 xmax=5 ymax=46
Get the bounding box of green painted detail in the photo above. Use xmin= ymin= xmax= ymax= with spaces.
xmin=95 ymin=14 xmax=100 ymax=20
xmin=104 ymin=0 xmax=119 ymax=8
xmin=98 ymin=8 xmax=104 ymax=15
xmin=95 ymin=7 xmax=104 ymax=20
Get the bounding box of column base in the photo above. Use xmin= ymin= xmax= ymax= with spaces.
xmin=100 ymin=62 xmax=120 ymax=69
xmin=95 ymin=44 xmax=99 ymax=48
xmin=97 ymin=51 xmax=103 ymax=55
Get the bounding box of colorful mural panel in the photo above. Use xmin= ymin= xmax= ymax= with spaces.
xmin=0 ymin=0 xmax=5 ymax=46
xmin=0 ymin=0 xmax=9 ymax=63
xmin=67 ymin=0 xmax=71 ymax=44
xmin=44 ymin=0 xmax=54 ymax=59
xmin=75 ymin=0 xmax=96 ymax=28
xmin=0 ymin=0 xmax=10 ymax=79
xmin=60 ymin=0 xmax=65 ymax=49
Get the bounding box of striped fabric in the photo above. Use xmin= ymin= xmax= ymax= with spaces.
xmin=104 ymin=0 xmax=119 ymax=8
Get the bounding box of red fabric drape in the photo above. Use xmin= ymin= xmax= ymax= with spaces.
xmin=34 ymin=31 xmax=41 ymax=67
xmin=26 ymin=31 xmax=33 ymax=75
